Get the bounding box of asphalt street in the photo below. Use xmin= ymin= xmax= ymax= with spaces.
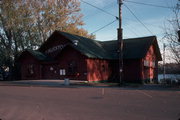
xmin=0 ymin=85 xmax=179 ymax=120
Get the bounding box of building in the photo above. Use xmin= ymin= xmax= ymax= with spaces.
xmin=17 ymin=31 xmax=162 ymax=83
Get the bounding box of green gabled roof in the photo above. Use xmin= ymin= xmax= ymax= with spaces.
xmin=25 ymin=49 xmax=53 ymax=61
xmin=57 ymin=31 xmax=162 ymax=60
xmin=99 ymin=36 xmax=162 ymax=60
xmin=38 ymin=31 xmax=162 ymax=61
xmin=18 ymin=31 xmax=162 ymax=62
xmin=58 ymin=31 xmax=114 ymax=59
xmin=123 ymin=36 xmax=162 ymax=60
xmin=123 ymin=36 xmax=156 ymax=59
xmin=98 ymin=40 xmax=119 ymax=59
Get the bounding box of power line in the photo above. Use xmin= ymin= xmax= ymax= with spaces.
xmin=83 ymin=1 xmax=117 ymax=20
xmin=81 ymin=0 xmax=119 ymax=19
xmin=124 ymin=4 xmax=154 ymax=35
xmin=124 ymin=24 xmax=139 ymax=37
xmin=124 ymin=0 xmax=174 ymax=9
xmin=124 ymin=17 xmax=163 ymax=29
xmin=91 ymin=19 xmax=118 ymax=34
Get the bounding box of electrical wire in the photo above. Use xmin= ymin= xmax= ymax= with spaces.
xmin=124 ymin=17 xmax=163 ymax=29
xmin=124 ymin=0 xmax=174 ymax=9
xmin=125 ymin=25 xmax=139 ymax=37
xmin=83 ymin=1 xmax=117 ymax=20
xmin=124 ymin=4 xmax=154 ymax=35
xmin=81 ymin=0 xmax=119 ymax=19
xmin=91 ymin=19 xmax=118 ymax=34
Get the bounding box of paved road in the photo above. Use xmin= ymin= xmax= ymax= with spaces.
xmin=0 ymin=86 xmax=179 ymax=120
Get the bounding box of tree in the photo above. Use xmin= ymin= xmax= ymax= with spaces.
xmin=158 ymin=63 xmax=180 ymax=74
xmin=0 ymin=0 xmax=95 ymax=78
xmin=163 ymin=0 xmax=180 ymax=64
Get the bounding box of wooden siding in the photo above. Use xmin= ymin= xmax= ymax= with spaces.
xmin=141 ymin=45 xmax=158 ymax=83
xmin=123 ymin=59 xmax=142 ymax=83
xmin=17 ymin=31 xmax=161 ymax=83
xmin=19 ymin=53 xmax=41 ymax=80
xmin=39 ymin=33 xmax=71 ymax=58
xmin=56 ymin=47 xmax=87 ymax=80
xmin=87 ymin=59 xmax=111 ymax=82
xmin=41 ymin=63 xmax=59 ymax=79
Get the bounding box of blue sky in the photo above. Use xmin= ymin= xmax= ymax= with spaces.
xmin=80 ymin=0 xmax=177 ymax=44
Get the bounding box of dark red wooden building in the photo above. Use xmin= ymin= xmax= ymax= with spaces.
xmin=17 ymin=31 xmax=162 ymax=83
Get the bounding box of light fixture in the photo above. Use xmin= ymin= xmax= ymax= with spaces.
xmin=73 ymin=40 xmax=79 ymax=45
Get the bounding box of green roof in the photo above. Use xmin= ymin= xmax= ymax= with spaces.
xmin=57 ymin=31 xmax=162 ymax=60
xmin=22 ymin=31 xmax=162 ymax=61
xmin=24 ymin=50 xmax=53 ymax=61
xmin=99 ymin=36 xmax=162 ymax=60
xmin=58 ymin=31 xmax=114 ymax=59
xmin=123 ymin=36 xmax=156 ymax=59
xmin=125 ymin=36 xmax=162 ymax=60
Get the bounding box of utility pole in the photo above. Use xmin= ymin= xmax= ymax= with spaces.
xmin=118 ymin=0 xmax=123 ymax=85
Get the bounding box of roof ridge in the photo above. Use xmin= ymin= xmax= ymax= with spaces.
xmin=124 ymin=36 xmax=156 ymax=40
xmin=25 ymin=49 xmax=53 ymax=61
xmin=58 ymin=30 xmax=107 ymax=51
xmin=57 ymin=30 xmax=113 ymax=59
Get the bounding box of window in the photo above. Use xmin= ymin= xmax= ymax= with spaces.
xmin=144 ymin=60 xmax=149 ymax=67
xmin=151 ymin=61 xmax=155 ymax=68
xmin=28 ymin=64 xmax=34 ymax=75
xmin=68 ymin=61 xmax=77 ymax=75
xmin=60 ymin=69 xmax=66 ymax=75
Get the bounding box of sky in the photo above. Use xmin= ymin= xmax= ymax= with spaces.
xmin=80 ymin=0 xmax=177 ymax=41
xmin=79 ymin=0 xmax=178 ymax=62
